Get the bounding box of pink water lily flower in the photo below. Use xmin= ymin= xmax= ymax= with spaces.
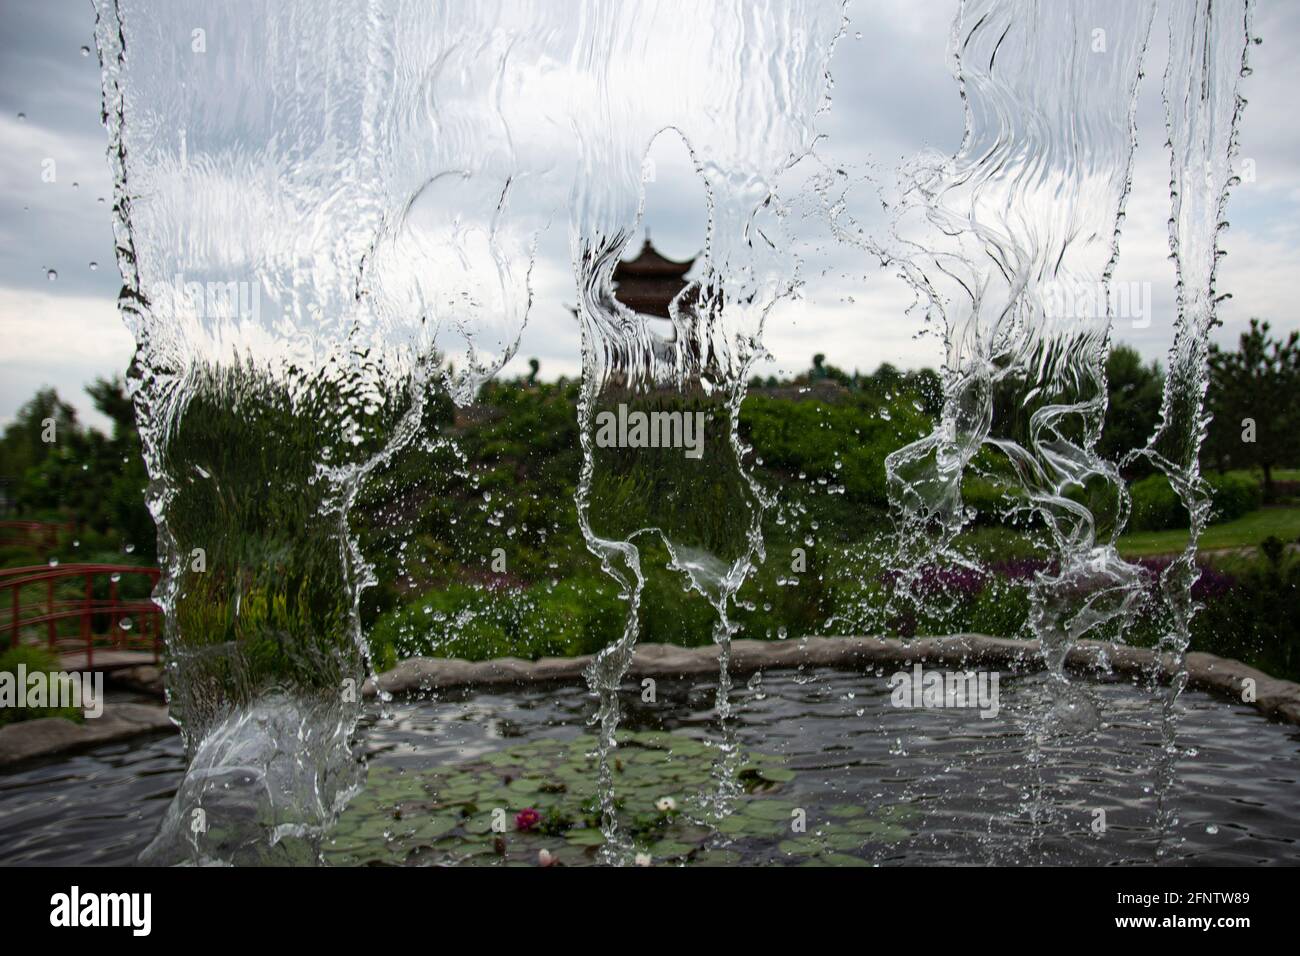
xmin=515 ymin=807 xmax=542 ymax=831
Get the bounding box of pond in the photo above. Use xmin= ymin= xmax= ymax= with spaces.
xmin=2 ymin=667 xmax=1297 ymax=865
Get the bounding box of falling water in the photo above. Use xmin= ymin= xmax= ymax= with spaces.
xmin=567 ymin=1 xmax=843 ymax=856
xmin=1144 ymin=0 xmax=1254 ymax=850
xmin=94 ymin=0 xmax=539 ymax=863
xmin=91 ymin=0 xmax=1251 ymax=865
xmin=855 ymin=0 xmax=1251 ymax=846
xmin=851 ymin=0 xmax=1250 ymax=745
xmin=862 ymin=0 xmax=1159 ymax=734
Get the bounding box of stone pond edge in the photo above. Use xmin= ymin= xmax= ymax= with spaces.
xmin=3 ymin=635 xmax=1297 ymax=766
xmin=0 ymin=702 xmax=174 ymax=767
xmin=364 ymin=634 xmax=1300 ymax=726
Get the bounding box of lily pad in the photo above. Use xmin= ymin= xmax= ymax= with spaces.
xmin=322 ymin=728 xmax=910 ymax=867
xmin=564 ymin=828 xmax=605 ymax=847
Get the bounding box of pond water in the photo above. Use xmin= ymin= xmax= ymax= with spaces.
xmin=2 ymin=667 xmax=1297 ymax=866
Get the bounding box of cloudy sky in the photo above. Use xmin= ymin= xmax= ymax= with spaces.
xmin=2 ymin=0 xmax=1296 ymax=432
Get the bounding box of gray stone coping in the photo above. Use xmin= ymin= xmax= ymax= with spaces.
xmin=5 ymin=636 xmax=1295 ymax=767
xmin=364 ymin=635 xmax=1300 ymax=726
xmin=0 ymin=702 xmax=174 ymax=768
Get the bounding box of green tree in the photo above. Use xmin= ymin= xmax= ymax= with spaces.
xmin=86 ymin=376 xmax=154 ymax=556
xmin=0 ymin=388 xmax=82 ymax=483
xmin=1100 ymin=344 xmax=1163 ymax=467
xmin=1205 ymin=319 xmax=1300 ymax=500
xmin=85 ymin=376 xmax=135 ymax=439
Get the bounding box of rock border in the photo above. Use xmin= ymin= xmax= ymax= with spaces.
xmin=5 ymin=635 xmax=1295 ymax=768
xmin=365 ymin=635 xmax=1300 ymax=726
xmin=0 ymin=702 xmax=174 ymax=768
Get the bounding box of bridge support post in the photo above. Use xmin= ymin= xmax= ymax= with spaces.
xmin=83 ymin=572 xmax=94 ymax=671
xmin=46 ymin=577 xmax=54 ymax=650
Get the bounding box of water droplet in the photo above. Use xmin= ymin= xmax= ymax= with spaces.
xmin=1205 ymin=824 xmax=1219 ymax=835
xmin=124 ymin=543 xmax=136 ymax=554
xmin=17 ymin=112 xmax=25 ymax=121
xmin=119 ymin=617 xmax=133 ymax=631
xmin=89 ymin=261 xmax=98 ymax=270
xmin=48 ymin=557 xmax=59 ymax=567
xmin=80 ymin=46 xmax=91 ymax=57
xmin=110 ymin=572 xmax=121 ymax=583
xmin=46 ymin=269 xmax=57 ymax=281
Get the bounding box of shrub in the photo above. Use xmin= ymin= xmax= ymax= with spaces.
xmin=0 ymin=645 xmax=83 ymax=726
xmin=1116 ymin=554 xmax=1298 ymax=682
xmin=966 ymin=578 xmax=1031 ymax=638
xmin=1206 ymin=472 xmax=1263 ymax=522
xmin=1127 ymin=471 xmax=1263 ymax=533
xmin=367 ymin=573 xmax=628 ymax=666
xmin=963 ymin=478 xmax=1023 ymax=526
xmin=1188 ymin=554 xmax=1299 ymax=681
xmin=1127 ymin=474 xmax=1185 ymax=532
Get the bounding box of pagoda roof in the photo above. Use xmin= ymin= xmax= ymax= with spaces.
xmin=614 ymin=237 xmax=695 ymax=280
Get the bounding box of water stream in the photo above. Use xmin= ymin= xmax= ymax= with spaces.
xmin=91 ymin=0 xmax=1254 ymax=864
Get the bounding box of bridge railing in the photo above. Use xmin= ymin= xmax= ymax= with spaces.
xmin=0 ymin=564 xmax=162 ymax=669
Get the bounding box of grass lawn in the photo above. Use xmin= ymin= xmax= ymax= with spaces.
xmin=1219 ymin=467 xmax=1300 ymax=484
xmin=1117 ymin=505 xmax=1300 ymax=557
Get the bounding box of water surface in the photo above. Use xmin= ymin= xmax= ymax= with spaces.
xmin=2 ymin=668 xmax=1296 ymax=865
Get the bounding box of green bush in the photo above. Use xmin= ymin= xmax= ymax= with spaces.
xmin=1127 ymin=474 xmax=1185 ymax=532
xmin=1123 ymin=554 xmax=1300 ymax=682
xmin=1127 ymin=471 xmax=1263 ymax=532
xmin=0 ymin=645 xmax=83 ymax=726
xmin=1206 ymin=471 xmax=1263 ymax=522
xmin=962 ymin=477 xmax=1025 ymax=526
xmin=966 ymin=578 xmax=1032 ymax=638
xmin=367 ymin=574 xmax=628 ymax=666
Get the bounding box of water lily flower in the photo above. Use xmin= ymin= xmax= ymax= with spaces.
xmin=538 ymin=849 xmax=556 ymax=867
xmin=655 ymin=796 xmax=677 ymax=812
xmin=515 ymin=807 xmax=541 ymax=831
xmin=634 ymin=853 xmax=653 ymax=867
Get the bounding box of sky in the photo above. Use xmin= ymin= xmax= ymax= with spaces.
xmin=1 ymin=0 xmax=1296 ymax=433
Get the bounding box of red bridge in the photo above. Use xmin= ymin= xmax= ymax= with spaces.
xmin=1 ymin=563 xmax=162 ymax=671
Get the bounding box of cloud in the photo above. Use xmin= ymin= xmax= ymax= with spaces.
xmin=0 ymin=286 xmax=133 ymax=433
xmin=1 ymin=0 xmax=1296 ymax=430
